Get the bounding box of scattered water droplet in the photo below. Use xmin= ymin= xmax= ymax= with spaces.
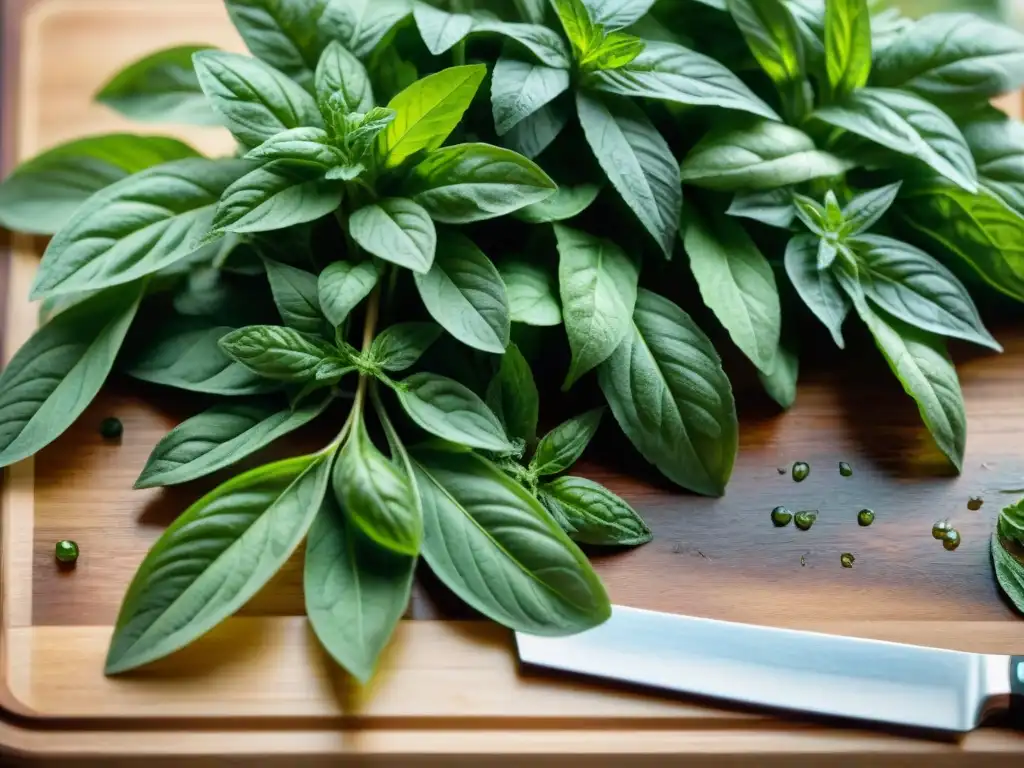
xmin=932 ymin=519 xmax=953 ymax=540
xmin=792 ymin=462 xmax=810 ymax=482
xmin=838 ymin=462 xmax=853 ymax=477
xmin=943 ymin=529 xmax=962 ymax=551
xmin=771 ymin=506 xmax=793 ymax=527
xmin=967 ymin=496 xmax=984 ymax=511
xmin=840 ymin=552 xmax=855 ymax=568
xmin=794 ymin=510 xmax=818 ymax=531
xmin=857 ymin=509 xmax=875 ymax=527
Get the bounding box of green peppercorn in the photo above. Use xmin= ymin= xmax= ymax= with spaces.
xmin=55 ymin=540 xmax=79 ymax=564
xmin=99 ymin=417 xmax=123 ymax=440
xmin=838 ymin=462 xmax=853 ymax=477
xmin=932 ymin=519 xmax=953 ymax=540
xmin=943 ymin=530 xmax=961 ymax=551
xmin=792 ymin=462 xmax=810 ymax=482
xmin=857 ymin=509 xmax=875 ymax=527
xmin=771 ymin=506 xmax=793 ymax=527
xmin=840 ymin=552 xmax=855 ymax=568
xmin=794 ymin=510 xmax=817 ymax=531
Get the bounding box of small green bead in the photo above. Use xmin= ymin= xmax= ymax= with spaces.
xmin=794 ymin=510 xmax=817 ymax=531
xmin=55 ymin=540 xmax=79 ymax=564
xmin=838 ymin=462 xmax=853 ymax=477
xmin=792 ymin=462 xmax=810 ymax=482
xmin=840 ymin=552 xmax=855 ymax=568
xmin=932 ymin=519 xmax=953 ymax=539
xmin=857 ymin=509 xmax=875 ymax=527
xmin=771 ymin=506 xmax=793 ymax=527
xmin=943 ymin=530 xmax=961 ymax=551
xmin=967 ymin=496 xmax=984 ymax=511
xmin=99 ymin=417 xmax=123 ymax=440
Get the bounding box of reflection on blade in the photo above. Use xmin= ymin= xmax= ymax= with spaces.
xmin=515 ymin=606 xmax=1008 ymax=732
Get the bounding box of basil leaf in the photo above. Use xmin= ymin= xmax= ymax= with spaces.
xmin=811 ymin=88 xmax=977 ymax=193
xmin=792 ymin=192 xmax=827 ymax=234
xmin=555 ymin=224 xmax=639 ymax=389
xmin=485 ymin=343 xmax=539 ymax=445
xmin=499 ymin=259 xmax=562 ymax=326
xmin=414 ymin=230 xmax=510 ymax=354
xmin=406 ymin=142 xmax=558 ymax=224
xmin=727 ymin=188 xmax=796 ymax=229
xmin=305 ymin=493 xmax=415 ymax=684
xmin=552 ymin=0 xmax=600 ymax=57
xmin=856 ymin=303 xmax=966 ymax=471
xmin=263 ymin=258 xmax=325 ymax=334
xmin=350 ymin=198 xmax=437 ymax=273
xmin=503 ymin=100 xmax=571 ymax=159
xmin=315 ymin=39 xmax=374 ymax=113
xmin=841 ymin=181 xmax=902 ymax=236
xmin=992 ymin=531 xmax=1024 ymax=616
xmin=758 ymin=336 xmax=798 ymax=409
xmin=193 ymin=51 xmax=323 ymax=148
xmin=412 ymin=449 xmax=611 ymax=634
xmin=105 ymin=454 xmax=330 ymax=674
xmin=369 ymin=322 xmax=443 ymax=372
xmin=824 ymin=0 xmax=870 ymax=97
xmin=317 ymin=260 xmax=380 ymax=326
xmin=379 ymin=64 xmax=486 ymax=169
xmin=515 ymin=0 xmax=547 ymax=24
xmin=0 ymin=282 xmax=141 ymax=469
xmin=531 ymin=407 xmax=604 ymax=476
xmin=211 ymin=161 xmax=343 ymax=236
xmin=396 ymin=372 xmax=513 ymax=453
xmin=412 ymin=2 xmax=475 ymax=55
xmin=873 ymin=13 xmax=1024 ymax=107
xmin=135 ymin=393 xmax=331 ymax=488
xmin=998 ymin=500 xmax=1024 ymax=545
xmin=679 ymin=120 xmax=853 ymax=191
xmin=244 ymin=127 xmax=346 ymax=167
xmin=318 ymin=0 xmax=411 ymax=59
xmin=598 ymin=289 xmax=738 ymax=497
xmin=852 ymin=233 xmax=999 ymax=351
xmin=225 ymin=0 xmax=328 ymax=86
xmin=541 ymin=476 xmax=651 ymax=546
xmin=220 ymin=325 xmax=337 ymax=381
xmin=583 ymin=0 xmax=655 ymax=30
xmin=335 ymin=414 xmax=422 ymax=556
xmin=784 ymin=234 xmax=849 ymax=347
xmin=582 ymin=31 xmax=645 ymax=71
xmin=472 ymin=20 xmax=573 ymax=69
xmin=899 ymin=185 xmax=1024 ymax=304
xmin=334 ymin=107 xmax=397 ymax=161
xmin=95 ymin=45 xmax=220 ymax=125
xmin=962 ymin=115 xmax=1024 ymax=218
xmin=726 ymin=0 xmax=804 ymax=87
xmin=590 ymin=41 xmax=780 ymax=121
xmin=491 ymin=57 xmax=571 ymax=137
xmin=0 ymin=133 xmax=200 ymax=235
xmin=29 ymin=157 xmax=248 ymax=299
xmin=512 ymin=183 xmax=601 ymax=224
xmin=127 ymin=320 xmax=278 ymax=395
xmin=684 ymin=212 xmax=781 ymax=374
xmin=576 ymin=91 xmax=680 ymax=257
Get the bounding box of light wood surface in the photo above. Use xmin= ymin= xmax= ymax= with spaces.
xmin=5 ymin=0 xmax=1024 ymax=762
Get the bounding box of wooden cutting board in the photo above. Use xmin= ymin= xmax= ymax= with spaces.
xmin=4 ymin=0 xmax=1024 ymax=763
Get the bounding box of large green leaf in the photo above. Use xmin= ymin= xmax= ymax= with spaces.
xmin=317 ymin=260 xmax=380 ymax=326
xmin=304 ymin=493 xmax=415 ymax=684
xmin=220 ymin=325 xmax=338 ymax=381
xmin=0 ymin=133 xmax=200 ymax=235
xmin=226 ymin=0 xmax=329 ymax=86
xmin=852 ymin=233 xmax=1000 ymax=351
xmin=679 ymin=120 xmax=853 ymax=191
xmin=315 ymin=39 xmax=374 ymax=113
xmin=0 ymin=282 xmax=142 ymax=469
xmin=502 ymin=101 xmax=571 ymax=159
xmin=758 ymin=336 xmax=799 ymax=410
xmin=962 ymin=115 xmax=1024 ymax=218
xmin=395 ymin=372 xmax=514 ymax=453
xmin=531 ymin=407 xmax=604 ymax=477
xmin=498 ymin=259 xmax=562 ymax=326
xmin=244 ymin=127 xmax=346 ymax=168
xmin=784 ymin=234 xmax=850 ymax=348
xmin=598 ymin=289 xmax=737 ymax=496
xmin=485 ymin=343 xmax=539 ymax=445
xmin=683 ymin=212 xmax=781 ymax=374
xmin=540 ymin=476 xmax=651 ymax=546
xmin=555 ymin=225 xmax=639 ymax=389
xmin=811 ymin=87 xmax=977 ymax=193
xmin=824 ymin=0 xmax=871 ymax=97
xmin=317 ymin=0 xmax=411 ymax=59
xmin=590 ymin=41 xmax=779 ymax=120
xmin=350 ymin=198 xmax=437 ymax=273
xmin=411 ymin=2 xmax=475 ymax=55
xmin=135 ymin=394 xmax=331 ymax=488
xmin=726 ymin=0 xmax=804 ymax=87
xmin=105 ymin=454 xmax=330 ymax=674
xmin=263 ymin=258 xmax=325 ymax=334
xmin=95 ymin=45 xmax=221 ymax=125
xmin=992 ymin=531 xmax=1024 ymax=617
xmin=405 ymin=143 xmax=556 ymax=224
xmin=872 ymin=13 xmax=1024 ymax=107
xmin=412 ymin=449 xmax=611 ymax=635
xmin=583 ymin=0 xmax=655 ymax=30
xmin=369 ymin=322 xmax=443 ymax=372
xmin=379 ymin=64 xmax=486 ymax=169
xmin=576 ymin=92 xmax=680 ymax=257
xmin=414 ymin=230 xmax=510 ymax=354
xmin=30 ymin=157 xmax=249 ymax=299
xmin=193 ymin=51 xmax=323 ymax=147
xmin=512 ymin=183 xmax=601 ymax=224
xmin=491 ymin=57 xmax=571 ymax=136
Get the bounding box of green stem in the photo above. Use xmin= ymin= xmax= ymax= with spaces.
xmin=453 ymin=40 xmax=466 ymax=67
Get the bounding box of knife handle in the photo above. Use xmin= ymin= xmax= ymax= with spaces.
xmin=1010 ymin=656 xmax=1024 ymax=719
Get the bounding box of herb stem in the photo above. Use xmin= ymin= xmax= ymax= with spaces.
xmin=453 ymin=40 xmax=466 ymax=67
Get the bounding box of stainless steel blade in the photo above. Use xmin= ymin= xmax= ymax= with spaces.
xmin=515 ymin=606 xmax=1011 ymax=732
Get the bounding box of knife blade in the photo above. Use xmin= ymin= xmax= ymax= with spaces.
xmin=515 ymin=605 xmax=1021 ymax=733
